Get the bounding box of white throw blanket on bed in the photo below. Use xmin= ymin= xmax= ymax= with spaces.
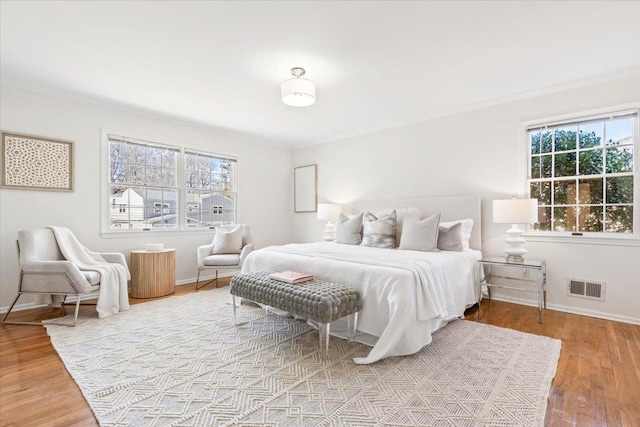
xmin=49 ymin=226 xmax=130 ymax=318
xmin=243 ymin=242 xmax=481 ymax=364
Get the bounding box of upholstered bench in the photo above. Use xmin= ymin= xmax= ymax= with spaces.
xmin=229 ymin=271 xmax=361 ymax=353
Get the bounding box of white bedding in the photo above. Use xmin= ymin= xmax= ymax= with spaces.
xmin=242 ymin=242 xmax=481 ymax=364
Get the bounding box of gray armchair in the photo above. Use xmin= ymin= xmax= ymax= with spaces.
xmin=2 ymin=228 xmax=130 ymax=326
xmin=196 ymin=224 xmax=254 ymax=290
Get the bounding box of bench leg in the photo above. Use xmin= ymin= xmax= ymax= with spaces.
xmin=319 ymin=323 xmax=330 ymax=354
xmin=347 ymin=312 xmax=358 ymax=342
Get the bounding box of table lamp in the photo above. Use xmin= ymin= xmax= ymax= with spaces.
xmin=317 ymin=203 xmax=341 ymax=241
xmin=493 ymin=197 xmax=538 ymax=262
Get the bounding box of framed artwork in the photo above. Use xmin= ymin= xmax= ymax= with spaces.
xmin=1 ymin=131 xmax=74 ymax=192
xmin=294 ymin=164 xmax=317 ymax=212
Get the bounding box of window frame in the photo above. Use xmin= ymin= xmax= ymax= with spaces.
xmin=100 ymin=129 xmax=239 ymax=236
xmin=520 ymin=103 xmax=640 ymax=244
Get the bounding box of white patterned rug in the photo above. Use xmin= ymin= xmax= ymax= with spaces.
xmin=45 ymin=288 xmax=560 ymax=426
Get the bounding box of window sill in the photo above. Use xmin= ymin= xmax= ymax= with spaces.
xmin=101 ymin=229 xmax=216 ymax=238
xmin=524 ymin=233 xmax=640 ymax=247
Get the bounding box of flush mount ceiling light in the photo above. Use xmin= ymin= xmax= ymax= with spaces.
xmin=281 ymin=67 xmax=316 ymax=107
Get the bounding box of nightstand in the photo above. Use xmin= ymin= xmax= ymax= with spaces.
xmin=477 ymin=256 xmax=547 ymax=323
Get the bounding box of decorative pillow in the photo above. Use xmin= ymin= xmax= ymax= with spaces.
xmin=360 ymin=211 xmax=396 ymax=249
xmin=398 ymin=213 xmax=441 ymax=252
xmin=437 ymin=222 xmax=463 ymax=252
xmin=335 ymin=212 xmax=363 ymax=245
xmin=211 ymin=225 xmax=243 ymax=254
xmin=375 ymin=207 xmax=422 ymax=246
xmin=439 ymin=219 xmax=473 ymax=250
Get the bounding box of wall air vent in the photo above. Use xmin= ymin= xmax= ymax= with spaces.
xmin=567 ymin=278 xmax=605 ymax=301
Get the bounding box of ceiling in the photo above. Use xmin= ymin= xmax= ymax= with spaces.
xmin=1 ymin=1 xmax=639 ymax=148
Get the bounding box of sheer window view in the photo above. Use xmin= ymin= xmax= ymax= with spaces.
xmin=107 ymin=135 xmax=236 ymax=230
xmin=528 ymin=113 xmax=636 ymax=234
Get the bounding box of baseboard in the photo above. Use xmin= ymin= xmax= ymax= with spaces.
xmin=0 ymin=271 xmax=240 ymax=314
xmin=488 ymin=295 xmax=640 ymax=325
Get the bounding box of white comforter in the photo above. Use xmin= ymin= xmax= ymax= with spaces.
xmin=242 ymin=242 xmax=481 ymax=364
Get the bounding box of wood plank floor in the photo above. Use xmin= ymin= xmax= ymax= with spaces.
xmin=1 ymin=278 xmax=639 ymax=427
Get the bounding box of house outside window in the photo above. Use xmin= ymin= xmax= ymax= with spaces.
xmin=526 ymin=108 xmax=638 ymax=236
xmin=105 ymin=132 xmax=237 ymax=232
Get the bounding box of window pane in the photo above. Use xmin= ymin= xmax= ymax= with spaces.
xmin=554 ymin=180 xmax=576 ymax=205
xmin=531 ymin=156 xmax=540 ymax=179
xmin=578 ymin=178 xmax=603 ymax=204
xmin=197 ymin=156 xmax=210 ymax=173
xmin=578 ymin=149 xmax=602 ymax=175
xmin=197 ymin=172 xmax=211 ymax=190
xmin=541 ymin=155 xmax=552 ymax=178
xmin=606 ymin=117 xmax=633 ymax=146
xmin=541 ymin=131 xmax=552 ymax=153
xmin=553 ymin=206 xmax=576 ymax=232
xmin=578 ymin=206 xmax=603 ymax=232
xmin=130 ymin=145 xmax=145 ymax=165
xmin=554 ymin=152 xmax=576 ymax=177
xmin=146 ymin=167 xmax=161 ymax=186
xmin=579 ymin=123 xmax=603 ymax=149
xmin=184 ymin=153 xmax=197 ymax=171
xmin=530 ymin=182 xmax=551 ymax=205
xmin=554 ymin=127 xmax=577 ymax=151
xmin=110 ymin=162 xmax=128 ymax=183
xmin=530 ymin=132 xmax=541 ymax=155
xmin=184 ymin=171 xmax=197 ymax=189
xmin=606 ymin=176 xmax=634 ymax=204
xmin=130 ymin=166 xmax=145 ymax=185
xmin=162 ymin=168 xmax=176 ymax=187
xmin=605 ymin=206 xmax=634 ymax=233
xmin=145 ymin=147 xmax=162 ymax=166
xmin=162 ymin=150 xmax=177 ymax=168
xmin=109 ymin=141 xmax=129 ymax=163
xmin=531 ymin=206 xmax=552 ymax=231
xmin=605 ymin=147 xmax=633 ymax=173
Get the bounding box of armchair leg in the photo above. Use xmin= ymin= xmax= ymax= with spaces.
xmin=1 ymin=292 xmax=80 ymax=327
xmin=196 ymin=270 xmax=219 ymax=290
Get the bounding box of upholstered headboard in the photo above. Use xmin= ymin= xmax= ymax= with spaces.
xmin=347 ymin=195 xmax=482 ymax=250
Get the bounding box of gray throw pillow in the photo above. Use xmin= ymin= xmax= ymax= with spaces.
xmin=399 ymin=213 xmax=441 ymax=252
xmin=360 ymin=211 xmax=396 ymax=249
xmin=437 ymin=222 xmax=463 ymax=252
xmin=335 ymin=212 xmax=363 ymax=245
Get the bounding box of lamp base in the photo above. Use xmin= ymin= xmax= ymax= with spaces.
xmin=323 ymin=221 xmax=336 ymax=242
xmin=503 ymin=224 xmax=527 ymax=263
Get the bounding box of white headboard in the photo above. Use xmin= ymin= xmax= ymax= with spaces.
xmin=347 ymin=195 xmax=482 ymax=250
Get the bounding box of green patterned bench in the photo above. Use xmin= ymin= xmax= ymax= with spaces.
xmin=230 ymin=271 xmax=361 ymax=353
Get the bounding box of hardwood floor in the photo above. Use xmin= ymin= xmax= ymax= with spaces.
xmin=1 ymin=279 xmax=639 ymax=427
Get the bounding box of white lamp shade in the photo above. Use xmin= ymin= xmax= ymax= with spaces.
xmin=317 ymin=203 xmax=341 ymax=221
xmin=493 ymin=198 xmax=538 ymax=224
xmin=281 ymin=77 xmax=316 ymax=107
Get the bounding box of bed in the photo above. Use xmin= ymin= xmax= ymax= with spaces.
xmin=242 ymin=195 xmax=482 ymax=364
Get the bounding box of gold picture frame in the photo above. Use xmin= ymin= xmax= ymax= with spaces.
xmin=294 ymin=164 xmax=317 ymax=213
xmin=1 ymin=131 xmax=74 ymax=192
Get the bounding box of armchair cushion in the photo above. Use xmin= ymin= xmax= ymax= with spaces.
xmin=203 ymin=254 xmax=241 ymax=266
xmin=83 ymin=271 xmax=101 ymax=285
xmin=211 ymin=225 xmax=243 ymax=255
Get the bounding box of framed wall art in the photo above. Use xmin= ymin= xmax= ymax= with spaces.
xmin=1 ymin=131 xmax=74 ymax=192
xmin=294 ymin=164 xmax=317 ymax=213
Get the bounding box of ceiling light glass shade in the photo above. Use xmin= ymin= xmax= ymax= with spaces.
xmin=281 ymin=77 xmax=316 ymax=107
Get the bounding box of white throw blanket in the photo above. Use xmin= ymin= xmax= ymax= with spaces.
xmin=49 ymin=226 xmax=130 ymax=318
xmin=243 ymin=242 xmax=481 ymax=364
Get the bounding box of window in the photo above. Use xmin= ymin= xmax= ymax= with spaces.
xmin=184 ymin=150 xmax=236 ymax=228
xmin=527 ymin=109 xmax=638 ymax=236
xmin=105 ymin=132 xmax=237 ymax=232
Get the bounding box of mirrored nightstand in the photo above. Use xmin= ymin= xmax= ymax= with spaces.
xmin=477 ymin=256 xmax=547 ymax=323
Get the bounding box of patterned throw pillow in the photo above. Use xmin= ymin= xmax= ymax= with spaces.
xmin=335 ymin=212 xmax=364 ymax=245
xmin=399 ymin=213 xmax=441 ymax=252
xmin=360 ymin=211 xmax=396 ymax=249
xmin=375 ymin=207 xmax=422 ymax=247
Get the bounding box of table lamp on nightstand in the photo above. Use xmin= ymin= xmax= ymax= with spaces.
xmin=317 ymin=203 xmax=341 ymax=241
xmin=493 ymin=197 xmax=538 ymax=262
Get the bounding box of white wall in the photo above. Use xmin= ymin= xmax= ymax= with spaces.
xmin=291 ymin=75 xmax=640 ymax=324
xmin=0 ymin=85 xmax=292 ymax=310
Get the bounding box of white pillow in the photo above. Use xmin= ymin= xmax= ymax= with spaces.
xmin=335 ymin=212 xmax=363 ymax=245
xmin=439 ymin=219 xmax=473 ymax=250
xmin=398 ymin=213 xmax=441 ymax=252
xmin=211 ymin=225 xmax=243 ymax=254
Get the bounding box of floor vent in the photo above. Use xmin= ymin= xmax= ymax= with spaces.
xmin=567 ymin=278 xmax=605 ymax=301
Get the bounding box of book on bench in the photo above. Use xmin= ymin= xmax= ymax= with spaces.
xmin=269 ymin=271 xmax=314 ymax=284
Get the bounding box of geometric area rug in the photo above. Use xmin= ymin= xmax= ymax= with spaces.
xmin=44 ymin=287 xmax=561 ymax=426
